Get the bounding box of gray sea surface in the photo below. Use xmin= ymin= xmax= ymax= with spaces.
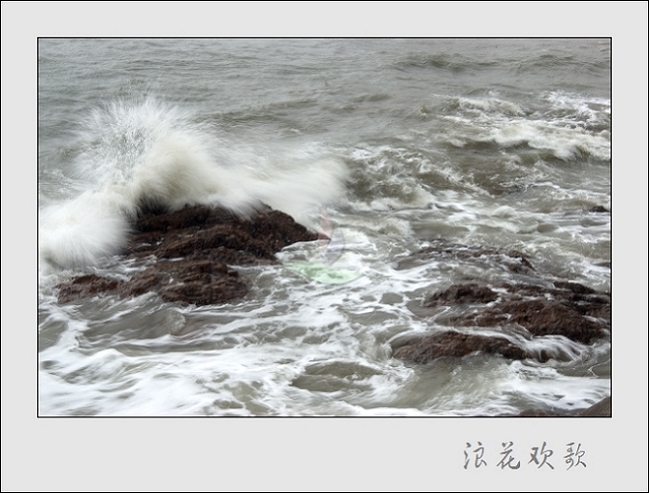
xmin=38 ymin=38 xmax=611 ymax=416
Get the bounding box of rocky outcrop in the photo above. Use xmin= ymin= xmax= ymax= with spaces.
xmin=427 ymin=281 xmax=610 ymax=345
xmin=576 ymin=396 xmax=611 ymax=417
xmin=392 ymin=279 xmax=610 ymax=365
xmin=517 ymin=396 xmax=611 ymax=417
xmin=391 ymin=241 xmax=610 ymax=365
xmin=424 ymin=282 xmax=498 ymax=305
xmin=128 ymin=204 xmax=319 ymax=262
xmin=389 ymin=240 xmax=611 ymax=417
xmin=56 ymin=204 xmax=319 ymax=305
xmin=391 ymin=330 xmax=529 ymax=363
xmin=57 ymin=274 xmax=125 ymax=304
xmin=396 ymin=239 xmax=536 ymax=274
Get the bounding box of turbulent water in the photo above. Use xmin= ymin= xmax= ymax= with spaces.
xmin=38 ymin=38 xmax=611 ymax=416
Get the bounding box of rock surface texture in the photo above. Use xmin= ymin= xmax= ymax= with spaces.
xmin=56 ymin=204 xmax=319 ymax=306
xmin=390 ymin=241 xmax=610 ymax=365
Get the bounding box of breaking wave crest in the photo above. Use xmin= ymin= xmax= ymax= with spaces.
xmin=39 ymin=98 xmax=348 ymax=271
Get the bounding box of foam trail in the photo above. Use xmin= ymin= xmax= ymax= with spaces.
xmin=39 ymin=99 xmax=348 ymax=271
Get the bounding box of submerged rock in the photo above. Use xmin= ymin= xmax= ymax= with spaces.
xmin=517 ymin=396 xmax=611 ymax=417
xmin=390 ymin=239 xmax=611 ymax=416
xmin=392 ymin=279 xmax=610 ymax=365
xmin=391 ymin=330 xmax=529 ymax=363
xmin=397 ymin=239 xmax=536 ymax=274
xmin=391 ymin=240 xmax=610 ymax=365
xmin=435 ymin=281 xmax=611 ymax=344
xmin=424 ymin=283 xmax=498 ymax=306
xmin=56 ymin=204 xmax=319 ymax=305
xmin=576 ymin=396 xmax=611 ymax=417
xmin=56 ymin=274 xmax=125 ymax=304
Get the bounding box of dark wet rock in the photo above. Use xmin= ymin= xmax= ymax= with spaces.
xmin=119 ymin=270 xmax=163 ymax=298
xmin=290 ymin=361 xmax=382 ymax=393
xmin=588 ymin=205 xmax=609 ymax=213
xmin=516 ymin=396 xmax=611 ymax=417
xmin=397 ymin=239 xmax=535 ymax=274
xmin=516 ymin=410 xmax=562 ymax=417
xmin=158 ymin=275 xmax=248 ymax=306
xmin=446 ymin=282 xmax=611 ymax=344
xmin=576 ymin=396 xmax=611 ymax=417
xmin=128 ymin=204 xmax=319 ymax=263
xmin=424 ymin=283 xmax=498 ymax=307
xmin=390 ymin=239 xmax=610 ymax=416
xmin=117 ymin=258 xmax=249 ymax=306
xmin=552 ymin=280 xmax=596 ymax=295
xmin=421 ymin=281 xmax=610 ymax=345
xmin=156 ymin=225 xmax=277 ymax=261
xmin=56 ymin=274 xmax=125 ymax=304
xmin=473 ymin=299 xmax=604 ymax=344
xmin=391 ymin=241 xmax=610 ymax=365
xmin=392 ymin=330 xmax=529 ymax=364
xmin=56 ymin=204 xmax=319 ymax=305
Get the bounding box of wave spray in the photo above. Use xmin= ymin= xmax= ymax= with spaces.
xmin=39 ymin=98 xmax=348 ymax=271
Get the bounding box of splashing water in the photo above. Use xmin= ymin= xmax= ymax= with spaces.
xmin=39 ymin=98 xmax=349 ymax=271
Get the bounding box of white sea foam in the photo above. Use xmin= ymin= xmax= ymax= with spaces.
xmin=39 ymin=191 xmax=131 ymax=271
xmin=456 ymin=96 xmax=526 ymax=116
xmin=486 ymin=121 xmax=611 ymax=161
xmin=544 ymin=90 xmax=611 ymax=123
xmin=436 ymin=91 xmax=610 ymax=163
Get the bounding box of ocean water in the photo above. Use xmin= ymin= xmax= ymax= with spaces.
xmin=38 ymin=38 xmax=611 ymax=416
